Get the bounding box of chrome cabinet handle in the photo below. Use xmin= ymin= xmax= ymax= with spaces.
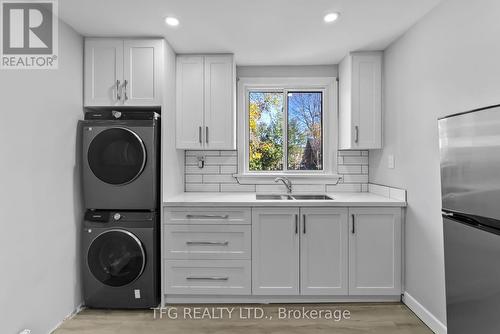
xmin=186 ymin=276 xmax=229 ymax=281
xmin=186 ymin=214 xmax=229 ymax=219
xmin=354 ymin=125 xmax=359 ymax=143
xmin=116 ymin=80 xmax=121 ymax=101
xmin=186 ymin=241 xmax=229 ymax=246
xmin=199 ymin=126 xmax=202 ymax=144
xmin=206 ymin=126 xmax=209 ymax=144
xmin=295 ymin=214 xmax=298 ymax=234
xmin=303 ymin=214 xmax=306 ymax=234
xmin=123 ymin=80 xmax=128 ymax=101
xmin=351 ymin=214 xmax=355 ymax=234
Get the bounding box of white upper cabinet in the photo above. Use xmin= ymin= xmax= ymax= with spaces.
xmin=176 ymin=56 xmax=205 ymax=149
xmin=348 ymin=207 xmax=402 ymax=295
xmin=84 ymin=38 xmax=163 ymax=107
xmin=123 ymin=40 xmax=163 ymax=106
xmin=176 ymin=54 xmax=236 ymax=150
xmin=252 ymin=208 xmax=300 ymax=295
xmin=84 ymin=39 xmax=123 ymax=106
xmin=204 ymin=55 xmax=235 ymax=150
xmin=339 ymin=52 xmax=382 ymax=149
xmin=300 ymin=208 xmax=348 ymax=295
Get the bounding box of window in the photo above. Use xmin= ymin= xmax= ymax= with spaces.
xmin=248 ymin=91 xmax=323 ymax=172
xmin=237 ymin=77 xmax=338 ymax=179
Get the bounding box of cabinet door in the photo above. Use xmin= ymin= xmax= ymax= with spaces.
xmin=84 ymin=39 xmax=123 ymax=106
xmin=204 ymin=55 xmax=235 ymax=150
xmin=351 ymin=52 xmax=382 ymax=149
xmin=123 ymin=39 xmax=163 ymax=106
xmin=252 ymin=208 xmax=299 ymax=295
xmin=176 ymin=56 xmax=205 ymax=149
xmin=348 ymin=207 xmax=402 ymax=295
xmin=338 ymin=55 xmax=353 ymax=149
xmin=300 ymin=208 xmax=348 ymax=295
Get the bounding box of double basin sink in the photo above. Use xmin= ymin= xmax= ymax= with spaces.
xmin=256 ymin=194 xmax=334 ymax=201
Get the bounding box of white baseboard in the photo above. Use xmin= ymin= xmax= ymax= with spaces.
xmin=49 ymin=303 xmax=84 ymax=334
xmin=402 ymin=292 xmax=446 ymax=334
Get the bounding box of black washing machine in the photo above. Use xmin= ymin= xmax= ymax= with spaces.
xmin=82 ymin=210 xmax=159 ymax=308
xmin=81 ymin=110 xmax=160 ymax=210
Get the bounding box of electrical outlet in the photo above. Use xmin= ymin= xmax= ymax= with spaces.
xmin=388 ymin=155 xmax=395 ymax=169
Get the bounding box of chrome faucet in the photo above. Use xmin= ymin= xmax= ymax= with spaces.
xmin=275 ymin=177 xmax=292 ymax=194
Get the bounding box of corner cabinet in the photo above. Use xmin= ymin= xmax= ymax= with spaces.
xmin=339 ymin=52 xmax=382 ymax=149
xmin=348 ymin=207 xmax=402 ymax=295
xmin=175 ymin=54 xmax=236 ymax=150
xmin=84 ymin=38 xmax=163 ymax=107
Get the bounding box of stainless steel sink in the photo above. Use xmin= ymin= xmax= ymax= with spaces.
xmin=255 ymin=194 xmax=333 ymax=200
xmin=255 ymin=194 xmax=294 ymax=200
xmin=292 ymin=194 xmax=334 ymax=200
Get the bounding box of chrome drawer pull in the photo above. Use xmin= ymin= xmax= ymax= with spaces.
xmin=186 ymin=241 xmax=229 ymax=246
xmin=186 ymin=214 xmax=229 ymax=219
xmin=186 ymin=276 xmax=229 ymax=281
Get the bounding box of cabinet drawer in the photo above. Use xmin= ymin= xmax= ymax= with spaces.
xmin=165 ymin=260 xmax=251 ymax=295
xmin=164 ymin=225 xmax=251 ymax=260
xmin=164 ymin=207 xmax=250 ymax=225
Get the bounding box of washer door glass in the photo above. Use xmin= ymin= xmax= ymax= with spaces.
xmin=88 ymin=128 xmax=146 ymax=185
xmin=88 ymin=230 xmax=146 ymax=287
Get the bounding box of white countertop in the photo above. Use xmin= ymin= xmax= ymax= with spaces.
xmin=163 ymin=192 xmax=406 ymax=207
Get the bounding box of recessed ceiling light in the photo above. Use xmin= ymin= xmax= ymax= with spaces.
xmin=165 ymin=16 xmax=179 ymax=27
xmin=323 ymin=12 xmax=340 ymax=23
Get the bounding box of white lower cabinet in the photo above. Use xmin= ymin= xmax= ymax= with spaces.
xmin=163 ymin=206 xmax=403 ymax=300
xmin=252 ymin=207 xmax=350 ymax=296
xmin=163 ymin=207 xmax=251 ymax=296
xmin=348 ymin=207 xmax=402 ymax=295
xmin=300 ymin=208 xmax=349 ymax=295
xmin=252 ymin=208 xmax=300 ymax=295
xmin=165 ymin=259 xmax=251 ymax=295
xmin=164 ymin=224 xmax=251 ymax=260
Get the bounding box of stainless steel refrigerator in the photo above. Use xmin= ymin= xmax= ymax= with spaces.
xmin=439 ymin=105 xmax=500 ymax=334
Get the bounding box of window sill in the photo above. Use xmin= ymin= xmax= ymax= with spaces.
xmin=233 ymin=173 xmax=343 ymax=185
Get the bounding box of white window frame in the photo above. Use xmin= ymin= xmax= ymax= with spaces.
xmin=235 ymin=77 xmax=340 ymax=184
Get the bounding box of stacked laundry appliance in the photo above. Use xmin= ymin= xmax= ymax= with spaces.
xmin=80 ymin=110 xmax=160 ymax=308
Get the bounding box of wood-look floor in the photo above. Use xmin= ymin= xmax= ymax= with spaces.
xmin=53 ymin=303 xmax=432 ymax=334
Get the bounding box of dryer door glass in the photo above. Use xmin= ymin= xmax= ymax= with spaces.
xmin=88 ymin=230 xmax=146 ymax=287
xmin=88 ymin=128 xmax=147 ymax=185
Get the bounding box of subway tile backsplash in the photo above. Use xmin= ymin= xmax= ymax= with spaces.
xmin=184 ymin=150 xmax=369 ymax=193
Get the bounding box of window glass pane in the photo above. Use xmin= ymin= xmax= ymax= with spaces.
xmin=287 ymin=91 xmax=323 ymax=170
xmin=249 ymin=92 xmax=284 ymax=171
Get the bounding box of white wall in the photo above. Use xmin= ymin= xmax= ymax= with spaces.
xmin=162 ymin=41 xmax=184 ymax=198
xmin=0 ymin=22 xmax=83 ymax=333
xmin=370 ymin=0 xmax=500 ymax=331
xmin=237 ymin=65 xmax=337 ymax=78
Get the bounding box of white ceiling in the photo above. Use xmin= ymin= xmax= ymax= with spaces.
xmin=59 ymin=0 xmax=442 ymax=65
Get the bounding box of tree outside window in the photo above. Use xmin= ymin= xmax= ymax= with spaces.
xmin=249 ymin=90 xmax=323 ymax=172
